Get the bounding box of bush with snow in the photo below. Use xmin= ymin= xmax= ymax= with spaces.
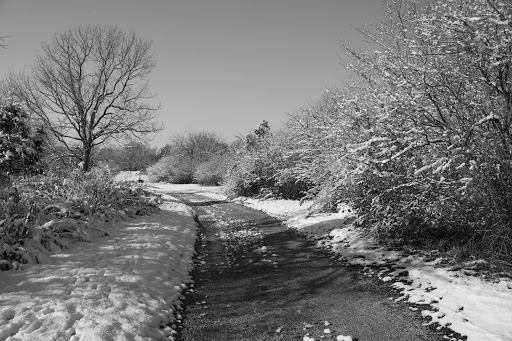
xmin=149 ymin=131 xmax=229 ymax=184
xmin=146 ymin=154 xmax=195 ymax=183
xmin=193 ymin=154 xmax=231 ymax=185
xmin=0 ymin=98 xmax=45 ymax=184
xmin=0 ymin=166 xmax=160 ymax=270
xmin=224 ymin=121 xmax=311 ymax=200
xmin=333 ymin=0 xmax=512 ymax=257
xmin=225 ymin=0 xmax=512 ymax=261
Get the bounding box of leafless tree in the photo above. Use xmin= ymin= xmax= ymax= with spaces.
xmin=167 ymin=131 xmax=228 ymax=164
xmin=8 ymin=25 xmax=161 ymax=171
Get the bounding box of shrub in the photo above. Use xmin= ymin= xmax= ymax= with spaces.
xmin=0 ymin=167 xmax=160 ymax=268
xmin=0 ymin=99 xmax=45 ymax=184
xmin=94 ymin=142 xmax=158 ymax=172
xmin=149 ymin=131 xmax=228 ymax=184
xmin=224 ymin=154 xmax=268 ymax=197
xmin=224 ymin=122 xmax=311 ymax=199
xmin=147 ymin=155 xmax=194 ymax=183
xmin=194 ymin=154 xmax=231 ymax=185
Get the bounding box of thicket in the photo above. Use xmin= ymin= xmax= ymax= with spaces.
xmin=0 ymin=99 xmax=45 ymax=184
xmin=95 ymin=142 xmax=158 ymax=172
xmin=0 ymin=99 xmax=161 ymax=270
xmin=0 ymin=167 xmax=160 ymax=270
xmin=194 ymin=154 xmax=232 ymax=186
xmin=147 ymin=131 xmax=228 ymax=184
xmin=224 ymin=121 xmax=311 ymax=199
xmin=226 ymin=0 xmax=512 ymax=262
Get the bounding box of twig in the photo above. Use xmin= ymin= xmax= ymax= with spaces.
xmin=0 ymin=36 xmax=10 ymax=49
xmin=495 ymin=259 xmax=512 ymax=268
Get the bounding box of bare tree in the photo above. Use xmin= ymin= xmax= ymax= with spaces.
xmin=8 ymin=25 xmax=161 ymax=171
xmin=95 ymin=141 xmax=158 ymax=171
xmin=167 ymin=131 xmax=228 ymax=164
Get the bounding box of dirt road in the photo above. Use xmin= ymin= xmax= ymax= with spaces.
xmin=170 ymin=192 xmax=446 ymax=341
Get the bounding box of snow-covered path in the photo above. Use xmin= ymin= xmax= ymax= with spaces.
xmin=0 ymin=197 xmax=197 ymax=341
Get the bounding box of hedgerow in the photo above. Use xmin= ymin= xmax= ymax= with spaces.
xmin=226 ymin=0 xmax=512 ymax=262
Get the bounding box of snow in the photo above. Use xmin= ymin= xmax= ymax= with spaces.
xmin=145 ymin=183 xmax=226 ymax=202
xmin=0 ymin=195 xmax=198 ymax=341
xmin=236 ymin=194 xmax=512 ymax=341
xmin=232 ymin=197 xmax=314 ymax=219
xmin=336 ymin=336 xmax=353 ymax=341
xmin=476 ymin=113 xmax=500 ymax=126
xmin=114 ymin=171 xmax=149 ymax=183
xmin=3 ymin=179 xmax=510 ymax=341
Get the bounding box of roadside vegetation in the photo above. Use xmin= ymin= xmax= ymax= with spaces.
xmin=147 ymin=131 xmax=229 ymax=185
xmin=0 ymin=98 xmax=160 ymax=271
xmin=0 ymin=25 xmax=162 ymax=270
xmin=220 ymin=0 xmax=512 ymax=264
xmin=3 ymin=0 xmax=512 ymax=269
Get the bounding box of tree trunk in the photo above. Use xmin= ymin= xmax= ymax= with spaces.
xmin=82 ymin=145 xmax=92 ymax=172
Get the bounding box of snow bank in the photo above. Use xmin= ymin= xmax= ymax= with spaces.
xmin=237 ymin=197 xmax=512 ymax=341
xmin=233 ymin=197 xmax=314 ymax=219
xmin=0 ymin=196 xmax=197 ymax=341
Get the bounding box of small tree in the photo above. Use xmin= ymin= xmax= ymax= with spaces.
xmin=224 ymin=121 xmax=311 ymax=199
xmin=0 ymin=99 xmax=45 ymax=185
xmin=150 ymin=131 xmax=227 ymax=183
xmin=8 ymin=25 xmax=161 ymax=172
xmin=167 ymin=131 xmax=227 ymax=163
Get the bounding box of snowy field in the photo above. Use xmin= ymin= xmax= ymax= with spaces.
xmin=0 ymin=194 xmax=197 ymax=341
xmin=229 ymin=194 xmax=512 ymax=341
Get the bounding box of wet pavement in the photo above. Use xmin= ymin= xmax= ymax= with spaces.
xmin=170 ymin=192 xmax=446 ymax=341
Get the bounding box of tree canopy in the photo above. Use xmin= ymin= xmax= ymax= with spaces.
xmin=8 ymin=25 xmax=161 ymax=171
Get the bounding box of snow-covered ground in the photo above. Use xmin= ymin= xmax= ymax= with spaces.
xmin=114 ymin=171 xmax=149 ymax=183
xmin=0 ymin=194 xmax=197 ymax=341
xmin=3 ymin=177 xmax=510 ymax=341
xmin=144 ymin=183 xmax=225 ymax=201
xmin=228 ymin=194 xmax=512 ymax=341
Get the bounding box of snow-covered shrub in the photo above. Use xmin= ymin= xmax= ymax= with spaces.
xmin=149 ymin=131 xmax=228 ymax=184
xmin=224 ymin=153 xmax=270 ymax=197
xmin=0 ymin=98 xmax=45 ymax=185
xmin=0 ymin=168 xmax=161 ymax=268
xmin=331 ymin=0 xmax=512 ymax=259
xmin=146 ymin=156 xmax=170 ymax=182
xmin=281 ymin=88 xmax=374 ymax=210
xmin=94 ymin=142 xmax=158 ymax=172
xmin=224 ymin=122 xmax=311 ymax=199
xmin=232 ymin=0 xmax=512 ymax=261
xmin=194 ymin=154 xmax=231 ymax=185
xmin=147 ymin=155 xmax=194 ymax=183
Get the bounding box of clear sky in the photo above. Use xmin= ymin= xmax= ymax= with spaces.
xmin=0 ymin=0 xmax=383 ymax=147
